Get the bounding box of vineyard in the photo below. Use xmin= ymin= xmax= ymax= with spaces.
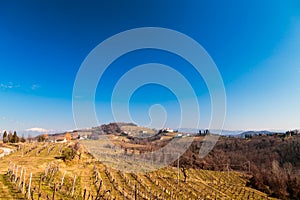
xmin=0 ymin=142 xmax=277 ymax=200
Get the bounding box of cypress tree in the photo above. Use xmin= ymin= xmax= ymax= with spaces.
xmin=3 ymin=131 xmax=8 ymax=143
xmin=12 ymin=131 xmax=19 ymax=143
xmin=8 ymin=132 xmax=13 ymax=143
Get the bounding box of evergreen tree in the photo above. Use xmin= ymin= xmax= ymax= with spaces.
xmin=12 ymin=131 xmax=19 ymax=143
xmin=3 ymin=131 xmax=8 ymax=143
xmin=8 ymin=132 xmax=13 ymax=143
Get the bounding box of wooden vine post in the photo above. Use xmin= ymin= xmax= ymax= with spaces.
xmin=96 ymin=180 xmax=103 ymax=199
xmin=83 ymin=188 xmax=87 ymax=200
xmin=22 ymin=169 xmax=26 ymax=193
xmin=18 ymin=167 xmax=23 ymax=189
xmin=52 ymin=183 xmax=56 ymax=200
xmin=71 ymin=174 xmax=76 ymax=197
xmin=38 ymin=175 xmax=42 ymax=200
xmin=134 ymin=184 xmax=137 ymax=200
xmin=27 ymin=172 xmax=32 ymax=200
xmin=60 ymin=171 xmax=66 ymax=188
xmin=15 ymin=165 xmax=18 ymax=182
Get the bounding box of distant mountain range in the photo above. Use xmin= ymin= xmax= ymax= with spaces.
xmin=177 ymin=128 xmax=285 ymax=137
xmin=21 ymin=123 xmax=286 ymax=139
xmin=235 ymin=130 xmax=283 ymax=138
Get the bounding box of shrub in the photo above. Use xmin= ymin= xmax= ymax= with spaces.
xmin=62 ymin=147 xmax=76 ymax=161
xmin=37 ymin=135 xmax=45 ymax=142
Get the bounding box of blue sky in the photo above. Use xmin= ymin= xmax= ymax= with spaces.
xmin=0 ymin=1 xmax=300 ymax=134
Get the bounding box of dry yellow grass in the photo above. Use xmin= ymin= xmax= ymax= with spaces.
xmin=0 ymin=141 xmax=277 ymax=200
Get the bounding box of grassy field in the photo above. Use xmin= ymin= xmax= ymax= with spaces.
xmin=0 ymin=141 xmax=277 ymax=200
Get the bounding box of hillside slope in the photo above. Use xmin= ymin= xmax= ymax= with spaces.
xmin=0 ymin=141 xmax=275 ymax=200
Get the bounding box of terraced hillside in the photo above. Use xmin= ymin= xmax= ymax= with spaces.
xmin=0 ymin=142 xmax=276 ymax=199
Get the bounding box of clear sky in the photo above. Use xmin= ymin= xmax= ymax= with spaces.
xmin=0 ymin=1 xmax=300 ymax=134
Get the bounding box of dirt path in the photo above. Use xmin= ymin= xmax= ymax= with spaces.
xmin=0 ymin=147 xmax=13 ymax=158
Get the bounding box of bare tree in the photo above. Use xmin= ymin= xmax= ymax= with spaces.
xmin=181 ymin=166 xmax=187 ymax=182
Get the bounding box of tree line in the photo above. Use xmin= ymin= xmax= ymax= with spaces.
xmin=2 ymin=131 xmax=26 ymax=143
